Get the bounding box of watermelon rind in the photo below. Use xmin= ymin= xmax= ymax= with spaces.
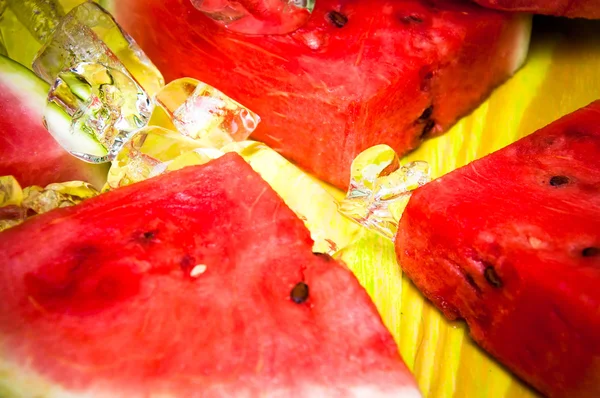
xmin=0 ymin=55 xmax=49 ymax=115
xmin=508 ymin=14 xmax=533 ymax=75
xmin=43 ymin=102 xmax=108 ymax=159
xmin=0 ymin=55 xmax=108 ymax=162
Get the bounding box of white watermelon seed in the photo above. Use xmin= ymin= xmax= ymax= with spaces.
xmin=190 ymin=264 xmax=207 ymax=278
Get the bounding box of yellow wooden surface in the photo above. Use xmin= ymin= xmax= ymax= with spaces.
xmin=1 ymin=5 xmax=599 ymax=397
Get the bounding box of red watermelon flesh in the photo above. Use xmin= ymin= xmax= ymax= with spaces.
xmin=0 ymin=56 xmax=108 ymax=189
xmin=113 ymin=0 xmax=530 ymax=189
xmin=473 ymin=0 xmax=600 ymax=19
xmin=396 ymin=101 xmax=600 ymax=397
xmin=0 ymin=153 xmax=420 ymax=398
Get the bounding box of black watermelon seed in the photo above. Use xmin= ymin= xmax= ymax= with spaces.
xmin=327 ymin=11 xmax=348 ymax=28
xmin=419 ymin=105 xmax=434 ymax=121
xmin=290 ymin=282 xmax=310 ymax=304
xmin=484 ymin=267 xmax=503 ymax=288
xmin=420 ymin=119 xmax=436 ymax=139
xmin=464 ymin=273 xmax=481 ymax=293
xmin=136 ymin=229 xmax=158 ymax=244
xmin=582 ymin=247 xmax=600 ymax=257
xmin=549 ymin=175 xmax=570 ymax=186
xmin=401 ymin=15 xmax=424 ymax=24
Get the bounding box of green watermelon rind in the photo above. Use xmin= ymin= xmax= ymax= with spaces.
xmin=43 ymin=103 xmax=108 ymax=159
xmin=0 ymin=55 xmax=49 ymax=116
xmin=0 ymin=55 xmax=108 ymax=162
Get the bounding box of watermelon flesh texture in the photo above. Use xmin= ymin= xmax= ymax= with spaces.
xmin=396 ymin=101 xmax=600 ymax=397
xmin=0 ymin=153 xmax=420 ymax=398
xmin=113 ymin=0 xmax=531 ymax=189
xmin=473 ymin=0 xmax=600 ymax=19
xmin=0 ymin=56 xmax=108 ymax=189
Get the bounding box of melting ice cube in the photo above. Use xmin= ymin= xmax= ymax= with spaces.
xmin=4 ymin=0 xmax=64 ymax=44
xmin=191 ymin=0 xmax=315 ymax=34
xmin=0 ymin=184 xmax=26 ymax=230
xmin=32 ymin=1 xmax=164 ymax=96
xmin=338 ymin=145 xmax=431 ymax=241
xmin=106 ymin=78 xmax=259 ymax=189
xmin=0 ymin=175 xmax=22 ymax=207
xmin=106 ymin=126 xmax=223 ymax=189
xmin=22 ymin=181 xmax=99 ymax=214
xmin=0 ymin=176 xmax=98 ymax=231
xmin=155 ymin=78 xmax=261 ymax=148
xmin=0 ymin=175 xmax=26 ymax=231
xmin=44 ymin=62 xmax=153 ymax=163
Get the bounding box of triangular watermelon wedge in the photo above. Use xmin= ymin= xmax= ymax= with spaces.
xmin=396 ymin=101 xmax=600 ymax=397
xmin=0 ymin=153 xmax=420 ymax=397
xmin=0 ymin=55 xmax=108 ymax=189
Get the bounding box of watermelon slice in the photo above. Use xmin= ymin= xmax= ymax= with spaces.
xmin=0 ymin=55 xmax=108 ymax=189
xmin=111 ymin=0 xmax=531 ymax=189
xmin=0 ymin=153 xmax=420 ymax=397
xmin=472 ymin=0 xmax=600 ymax=19
xmin=395 ymin=101 xmax=600 ymax=397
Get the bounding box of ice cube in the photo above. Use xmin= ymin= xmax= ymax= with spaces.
xmin=5 ymin=0 xmax=64 ymax=44
xmin=45 ymin=62 xmax=153 ymax=163
xmin=32 ymin=1 xmax=164 ymax=96
xmin=0 ymin=207 xmax=25 ymax=232
xmin=0 ymin=177 xmax=98 ymax=231
xmin=0 ymin=175 xmax=23 ymax=207
xmin=106 ymin=126 xmax=223 ymax=189
xmin=337 ymin=145 xmax=431 ymax=241
xmin=0 ymin=1 xmax=47 ymax=66
xmin=155 ymin=78 xmax=261 ymax=148
xmin=191 ymin=0 xmax=315 ymax=34
xmin=22 ymin=181 xmax=99 ymax=214
xmin=0 ymin=175 xmax=25 ymax=231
